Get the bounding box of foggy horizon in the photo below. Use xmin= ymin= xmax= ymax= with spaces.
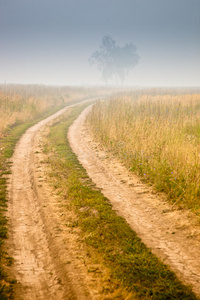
xmin=1 ymin=0 xmax=200 ymax=87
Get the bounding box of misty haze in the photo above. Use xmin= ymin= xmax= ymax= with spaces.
xmin=0 ymin=0 xmax=200 ymax=86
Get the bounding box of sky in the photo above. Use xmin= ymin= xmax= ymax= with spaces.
xmin=0 ymin=0 xmax=200 ymax=87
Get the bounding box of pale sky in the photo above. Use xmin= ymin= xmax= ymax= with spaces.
xmin=0 ymin=0 xmax=200 ymax=86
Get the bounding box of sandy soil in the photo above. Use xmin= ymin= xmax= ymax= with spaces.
xmin=7 ymin=100 xmax=104 ymax=300
xmin=68 ymin=105 xmax=200 ymax=297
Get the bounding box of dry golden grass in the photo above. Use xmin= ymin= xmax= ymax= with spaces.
xmin=87 ymin=90 xmax=200 ymax=213
xmin=0 ymin=84 xmax=100 ymax=134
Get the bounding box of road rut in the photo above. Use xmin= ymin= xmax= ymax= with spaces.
xmin=7 ymin=101 xmax=95 ymax=300
xmin=68 ymin=105 xmax=200 ymax=297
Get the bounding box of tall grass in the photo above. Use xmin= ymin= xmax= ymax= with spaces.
xmin=87 ymin=91 xmax=200 ymax=213
xmin=0 ymin=84 xmax=108 ymax=134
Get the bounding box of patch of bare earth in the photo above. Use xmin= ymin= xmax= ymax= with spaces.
xmin=68 ymin=105 xmax=200 ymax=297
xmin=6 ymin=102 xmax=106 ymax=300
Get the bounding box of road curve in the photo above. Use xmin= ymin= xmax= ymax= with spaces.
xmin=7 ymin=99 xmax=96 ymax=300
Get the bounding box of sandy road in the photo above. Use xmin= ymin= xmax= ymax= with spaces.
xmin=7 ymin=99 xmax=200 ymax=299
xmin=7 ymin=100 xmax=98 ymax=300
xmin=68 ymin=105 xmax=200 ymax=297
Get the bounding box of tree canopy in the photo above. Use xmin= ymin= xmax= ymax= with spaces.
xmin=89 ymin=36 xmax=140 ymax=85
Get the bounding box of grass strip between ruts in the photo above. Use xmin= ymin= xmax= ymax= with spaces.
xmin=44 ymin=103 xmax=198 ymax=300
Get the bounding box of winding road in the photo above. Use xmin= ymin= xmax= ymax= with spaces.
xmin=7 ymin=101 xmax=95 ymax=300
xmin=7 ymin=101 xmax=200 ymax=298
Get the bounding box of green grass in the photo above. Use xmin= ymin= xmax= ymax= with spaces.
xmin=44 ymin=103 xmax=198 ymax=299
xmin=0 ymin=159 xmax=15 ymax=299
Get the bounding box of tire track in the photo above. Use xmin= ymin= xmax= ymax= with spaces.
xmin=68 ymin=105 xmax=200 ymax=297
xmin=7 ymin=100 xmax=96 ymax=300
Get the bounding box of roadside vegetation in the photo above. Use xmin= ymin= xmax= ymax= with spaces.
xmin=44 ymin=103 xmax=197 ymax=299
xmin=0 ymin=84 xmax=106 ymax=134
xmin=87 ymin=89 xmax=200 ymax=214
xmin=0 ymin=84 xmax=105 ymax=299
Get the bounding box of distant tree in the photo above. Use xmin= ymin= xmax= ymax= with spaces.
xmin=89 ymin=35 xmax=140 ymax=85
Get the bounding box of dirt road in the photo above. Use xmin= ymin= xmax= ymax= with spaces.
xmin=7 ymin=100 xmax=200 ymax=299
xmin=7 ymin=101 xmax=99 ymax=300
xmin=68 ymin=105 xmax=200 ymax=297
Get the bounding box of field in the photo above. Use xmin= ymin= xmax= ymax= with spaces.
xmin=87 ymin=89 xmax=200 ymax=213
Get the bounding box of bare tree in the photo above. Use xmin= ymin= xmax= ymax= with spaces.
xmin=89 ymin=36 xmax=140 ymax=85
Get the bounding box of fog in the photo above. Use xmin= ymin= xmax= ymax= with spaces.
xmin=0 ymin=0 xmax=200 ymax=87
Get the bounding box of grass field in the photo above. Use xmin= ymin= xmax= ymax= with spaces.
xmin=87 ymin=89 xmax=200 ymax=214
xmin=0 ymin=84 xmax=104 ymax=299
xmin=43 ymin=103 xmax=197 ymax=299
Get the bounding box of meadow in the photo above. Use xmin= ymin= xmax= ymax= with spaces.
xmin=87 ymin=89 xmax=200 ymax=213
